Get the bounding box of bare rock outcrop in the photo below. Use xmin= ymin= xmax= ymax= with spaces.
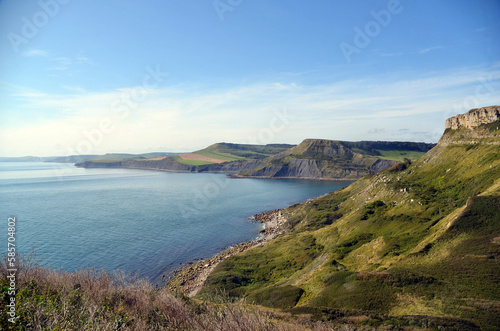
xmin=445 ymin=106 xmax=500 ymax=130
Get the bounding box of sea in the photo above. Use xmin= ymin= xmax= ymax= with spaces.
xmin=0 ymin=162 xmax=352 ymax=283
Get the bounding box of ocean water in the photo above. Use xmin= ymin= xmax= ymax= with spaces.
xmin=0 ymin=162 xmax=352 ymax=283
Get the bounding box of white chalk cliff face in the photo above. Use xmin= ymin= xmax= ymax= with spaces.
xmin=445 ymin=106 xmax=500 ymax=130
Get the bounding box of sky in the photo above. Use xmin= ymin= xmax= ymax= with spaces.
xmin=0 ymin=0 xmax=499 ymax=157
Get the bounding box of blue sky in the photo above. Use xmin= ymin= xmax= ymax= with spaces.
xmin=0 ymin=0 xmax=499 ymax=156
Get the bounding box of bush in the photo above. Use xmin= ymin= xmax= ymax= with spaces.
xmin=0 ymin=254 xmax=335 ymax=330
xmin=246 ymin=285 xmax=304 ymax=309
xmin=388 ymin=158 xmax=411 ymax=172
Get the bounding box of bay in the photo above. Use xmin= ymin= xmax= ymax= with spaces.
xmin=0 ymin=162 xmax=352 ymax=283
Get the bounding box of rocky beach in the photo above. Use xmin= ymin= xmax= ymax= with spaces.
xmin=166 ymin=209 xmax=286 ymax=297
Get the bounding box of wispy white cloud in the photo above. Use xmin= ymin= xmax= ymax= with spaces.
xmin=47 ymin=57 xmax=73 ymax=71
xmin=380 ymin=52 xmax=404 ymax=57
xmin=46 ymin=53 xmax=93 ymax=71
xmin=62 ymin=85 xmax=86 ymax=93
xmin=418 ymin=46 xmax=444 ymax=54
xmin=21 ymin=49 xmax=49 ymax=57
xmin=1 ymin=64 xmax=499 ymax=156
xmin=372 ymin=49 xmax=404 ymax=58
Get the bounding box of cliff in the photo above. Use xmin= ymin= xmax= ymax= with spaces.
xmin=445 ymin=105 xmax=500 ymax=130
xmin=77 ymin=140 xmax=435 ymax=180
xmin=440 ymin=106 xmax=500 ymax=146
xmin=235 ymin=139 xmax=398 ymax=180
xmin=204 ymin=106 xmax=500 ymax=329
xmin=77 ymin=156 xmax=265 ymax=173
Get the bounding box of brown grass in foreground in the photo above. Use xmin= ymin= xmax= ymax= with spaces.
xmin=0 ymin=254 xmax=360 ymax=330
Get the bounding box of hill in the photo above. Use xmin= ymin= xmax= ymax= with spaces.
xmin=233 ymin=140 xmax=435 ymax=180
xmin=0 ymin=152 xmax=177 ymax=163
xmin=174 ymin=143 xmax=295 ymax=165
xmin=234 ymin=139 xmax=399 ymax=180
xmin=78 ymin=141 xmax=435 ymax=180
xmin=76 ymin=143 xmax=295 ymax=171
xmin=342 ymin=141 xmax=436 ymax=162
xmin=201 ymin=106 xmax=500 ymax=330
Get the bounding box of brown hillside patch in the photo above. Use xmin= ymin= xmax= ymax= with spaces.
xmin=179 ymin=153 xmax=225 ymax=163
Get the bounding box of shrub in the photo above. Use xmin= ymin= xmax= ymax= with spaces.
xmin=246 ymin=285 xmax=304 ymax=309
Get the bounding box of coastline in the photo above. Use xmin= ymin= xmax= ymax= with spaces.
xmin=166 ymin=209 xmax=286 ymax=297
xmin=228 ymin=174 xmax=358 ymax=181
xmin=76 ymin=164 xmax=240 ymax=174
xmin=77 ymin=164 xmax=361 ymax=181
xmin=77 ymin=164 xmax=362 ymax=181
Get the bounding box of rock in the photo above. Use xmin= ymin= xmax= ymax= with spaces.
xmin=445 ymin=106 xmax=500 ymax=130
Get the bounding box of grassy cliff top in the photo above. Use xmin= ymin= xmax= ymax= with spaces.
xmin=203 ymin=119 xmax=500 ymax=329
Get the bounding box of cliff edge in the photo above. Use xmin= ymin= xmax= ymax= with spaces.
xmin=203 ymin=106 xmax=500 ymax=329
xmin=445 ymin=105 xmax=500 ymax=130
xmin=235 ymin=139 xmax=398 ymax=180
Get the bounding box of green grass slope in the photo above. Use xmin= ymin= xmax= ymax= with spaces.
xmin=204 ymin=121 xmax=500 ymax=329
xmin=343 ymin=141 xmax=435 ymax=162
xmin=173 ymin=143 xmax=296 ymax=166
xmin=171 ymin=155 xmax=216 ymax=166
xmin=193 ymin=143 xmax=296 ymax=162
xmin=78 ymin=143 xmax=294 ymax=168
xmin=374 ymin=149 xmax=428 ymax=161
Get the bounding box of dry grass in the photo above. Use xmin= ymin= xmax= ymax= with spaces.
xmin=0 ymin=254 xmax=354 ymax=330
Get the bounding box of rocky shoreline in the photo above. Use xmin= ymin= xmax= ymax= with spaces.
xmin=228 ymin=174 xmax=358 ymax=181
xmin=166 ymin=209 xmax=286 ymax=297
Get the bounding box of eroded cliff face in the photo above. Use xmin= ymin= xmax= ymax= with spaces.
xmin=235 ymin=139 xmax=398 ymax=179
xmin=445 ymin=106 xmax=500 ymax=130
xmin=76 ymin=157 xmax=265 ymax=173
xmin=439 ymin=106 xmax=500 ymax=146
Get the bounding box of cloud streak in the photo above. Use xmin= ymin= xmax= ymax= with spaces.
xmin=418 ymin=46 xmax=445 ymax=54
xmin=1 ymin=64 xmax=499 ymax=156
xmin=21 ymin=49 xmax=49 ymax=57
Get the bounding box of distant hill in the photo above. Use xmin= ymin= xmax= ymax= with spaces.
xmin=203 ymin=107 xmax=500 ymax=329
xmin=232 ymin=140 xmax=435 ymax=180
xmin=0 ymin=156 xmax=45 ymax=162
xmin=76 ymin=143 xmax=295 ymax=171
xmin=174 ymin=143 xmax=295 ymax=165
xmin=234 ymin=139 xmax=400 ymax=180
xmin=0 ymin=152 xmax=177 ymax=163
xmin=342 ymin=141 xmax=436 ymax=162
xmin=77 ymin=141 xmax=435 ymax=180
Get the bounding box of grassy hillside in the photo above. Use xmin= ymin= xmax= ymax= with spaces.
xmin=374 ymin=149 xmax=427 ymax=161
xmin=236 ymin=139 xmax=399 ymax=179
xmin=50 ymin=152 xmax=177 ymax=163
xmin=343 ymin=141 xmax=435 ymax=161
xmin=78 ymin=143 xmax=296 ymax=166
xmin=0 ymin=153 xmax=177 ymax=163
xmin=203 ymin=122 xmax=500 ymax=329
xmin=177 ymin=141 xmax=425 ymax=168
xmin=0 ymin=257 xmax=347 ymax=330
xmin=193 ymin=143 xmax=296 ymax=162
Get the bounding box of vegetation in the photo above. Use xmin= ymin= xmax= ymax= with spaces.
xmin=237 ymin=139 xmax=399 ymax=179
xmin=0 ymin=254 xmax=378 ymax=330
xmin=5 ymin=120 xmax=498 ymax=329
xmin=343 ymin=141 xmax=435 ymax=161
xmin=49 ymin=152 xmax=174 ymax=163
xmin=80 ymin=143 xmax=295 ymax=168
xmin=374 ymin=149 xmax=427 ymax=162
xmin=193 ymin=143 xmax=295 ymax=161
xmin=204 ymin=123 xmax=500 ymax=330
xmin=172 ymin=155 xmax=214 ymax=166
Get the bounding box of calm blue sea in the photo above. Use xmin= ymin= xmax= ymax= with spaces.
xmin=0 ymin=162 xmax=352 ymax=283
